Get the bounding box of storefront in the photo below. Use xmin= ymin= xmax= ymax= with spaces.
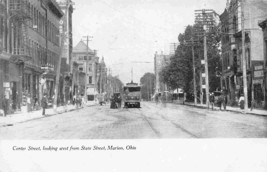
xmin=252 ymin=62 xmax=265 ymax=108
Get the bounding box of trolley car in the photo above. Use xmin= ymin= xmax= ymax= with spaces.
xmin=123 ymin=81 xmax=141 ymax=108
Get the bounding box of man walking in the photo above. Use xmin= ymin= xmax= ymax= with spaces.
xmin=41 ymin=94 xmax=48 ymax=116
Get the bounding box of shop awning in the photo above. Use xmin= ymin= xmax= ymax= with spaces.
xmin=10 ymin=54 xmax=32 ymax=64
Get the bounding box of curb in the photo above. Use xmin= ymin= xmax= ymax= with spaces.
xmin=0 ymin=104 xmax=96 ymax=128
xmin=183 ymin=103 xmax=267 ymax=117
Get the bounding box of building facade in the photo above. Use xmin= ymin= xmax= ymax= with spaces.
xmin=72 ymin=40 xmax=99 ymax=101
xmin=258 ymin=19 xmax=267 ymax=109
xmin=220 ymin=0 xmax=267 ymax=108
xmin=154 ymin=51 xmax=171 ymax=93
xmin=97 ymin=57 xmax=107 ymax=95
xmin=0 ymin=0 xmax=63 ymax=114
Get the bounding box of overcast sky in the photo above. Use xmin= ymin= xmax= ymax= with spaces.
xmin=72 ymin=0 xmax=226 ymax=84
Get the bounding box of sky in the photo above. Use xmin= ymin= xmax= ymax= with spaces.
xmin=72 ymin=0 xmax=226 ymax=84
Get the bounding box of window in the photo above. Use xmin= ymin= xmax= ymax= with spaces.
xmin=84 ymin=56 xmax=87 ymax=60
xmin=79 ymin=67 xmax=83 ymax=71
xmin=89 ymin=76 xmax=92 ymax=84
xmin=88 ymin=64 xmax=92 ymax=71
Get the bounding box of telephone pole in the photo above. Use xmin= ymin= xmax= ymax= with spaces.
xmin=191 ymin=38 xmax=197 ymax=105
xmin=82 ymin=35 xmax=93 ymax=102
xmin=195 ymin=9 xmax=217 ymax=108
xmin=241 ymin=0 xmax=248 ymax=112
xmin=203 ymin=25 xmax=210 ymax=108
xmin=53 ymin=23 xmax=67 ymax=113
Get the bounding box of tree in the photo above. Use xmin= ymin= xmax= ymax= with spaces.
xmin=160 ymin=24 xmax=221 ymax=100
xmin=140 ymin=73 xmax=155 ymax=101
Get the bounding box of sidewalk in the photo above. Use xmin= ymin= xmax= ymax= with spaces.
xmin=0 ymin=101 xmax=97 ymax=127
xmin=183 ymin=102 xmax=267 ymax=116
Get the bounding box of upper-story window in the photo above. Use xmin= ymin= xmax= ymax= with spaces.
xmin=79 ymin=67 xmax=83 ymax=71
xmin=88 ymin=64 xmax=92 ymax=72
xmin=233 ymin=16 xmax=238 ymax=33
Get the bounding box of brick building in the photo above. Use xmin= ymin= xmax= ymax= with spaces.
xmin=0 ymin=0 xmax=63 ymax=114
xmin=220 ymin=0 xmax=267 ymax=108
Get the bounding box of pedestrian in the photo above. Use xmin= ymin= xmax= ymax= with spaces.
xmin=210 ymin=92 xmax=215 ymax=110
xmin=239 ymin=94 xmax=245 ymax=110
xmin=217 ymin=94 xmax=223 ymax=110
xmin=2 ymin=95 xmax=7 ymax=116
xmin=81 ymin=95 xmax=85 ymax=107
xmin=27 ymin=94 xmax=32 ymax=112
xmin=155 ymin=93 xmax=159 ymax=104
xmin=110 ymin=96 xmax=116 ymax=109
xmin=222 ymin=87 xmax=228 ymax=110
xmin=41 ymin=94 xmax=48 ymax=116
xmin=117 ymin=95 xmax=122 ymax=108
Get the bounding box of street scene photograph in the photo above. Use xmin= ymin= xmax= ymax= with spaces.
xmin=0 ymin=0 xmax=267 ymax=139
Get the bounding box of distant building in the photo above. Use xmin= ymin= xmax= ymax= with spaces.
xmin=97 ymin=57 xmax=107 ymax=94
xmin=169 ymin=43 xmax=178 ymax=55
xmin=72 ymin=40 xmax=99 ymax=101
xmin=154 ymin=51 xmax=171 ymax=93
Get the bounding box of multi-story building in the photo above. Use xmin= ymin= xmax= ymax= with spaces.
xmin=220 ymin=0 xmax=267 ymax=108
xmin=72 ymin=40 xmax=99 ymax=101
xmin=258 ymin=19 xmax=267 ymax=109
xmin=154 ymin=51 xmax=171 ymax=93
xmin=0 ymin=0 xmax=63 ymax=114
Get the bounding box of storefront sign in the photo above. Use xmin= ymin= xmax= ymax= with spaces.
xmin=253 ymin=62 xmax=264 ymax=80
xmin=253 ymin=79 xmax=263 ymax=84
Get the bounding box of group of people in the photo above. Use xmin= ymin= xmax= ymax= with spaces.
xmin=210 ymin=87 xmax=247 ymax=110
xmin=110 ymin=95 xmax=122 ymax=109
xmin=209 ymin=88 xmax=228 ymax=111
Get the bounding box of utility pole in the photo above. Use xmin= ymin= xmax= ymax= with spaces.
xmin=191 ymin=37 xmax=197 ymax=105
xmin=203 ymin=24 xmax=210 ymax=108
xmin=53 ymin=23 xmax=67 ymax=113
xmin=241 ymin=0 xmax=248 ymax=112
xmin=82 ymin=35 xmax=93 ymax=102
xmin=195 ymin=9 xmax=215 ymax=108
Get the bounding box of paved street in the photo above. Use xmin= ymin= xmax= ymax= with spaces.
xmin=0 ymin=102 xmax=267 ymax=139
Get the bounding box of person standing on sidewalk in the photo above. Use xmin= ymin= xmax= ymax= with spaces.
xmin=41 ymin=95 xmax=48 ymax=116
xmin=210 ymin=92 xmax=215 ymax=110
xmin=239 ymin=94 xmax=245 ymax=110
xmin=2 ymin=95 xmax=8 ymax=116
xmin=27 ymin=94 xmax=32 ymax=112
xmin=221 ymin=87 xmax=228 ymax=111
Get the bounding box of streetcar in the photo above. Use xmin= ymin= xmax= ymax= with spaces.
xmin=123 ymin=81 xmax=141 ymax=108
